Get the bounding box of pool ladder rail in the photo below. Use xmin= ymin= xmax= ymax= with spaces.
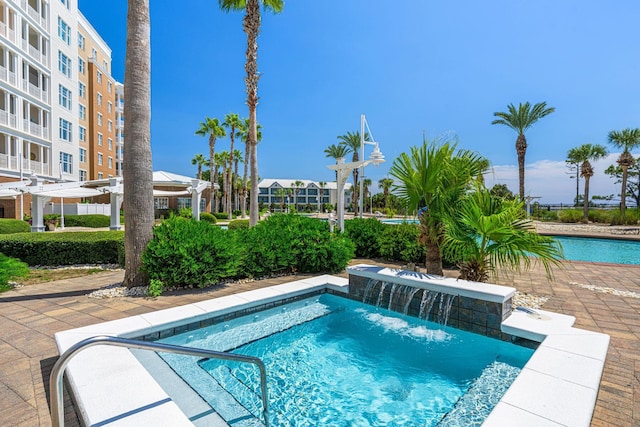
xmin=50 ymin=335 xmax=270 ymax=427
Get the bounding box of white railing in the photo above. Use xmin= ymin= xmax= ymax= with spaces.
xmin=7 ymin=28 xmax=15 ymax=43
xmin=9 ymin=113 xmax=16 ymax=128
xmin=46 ymin=203 xmax=112 ymax=216
xmin=27 ymin=5 xmax=38 ymax=23
xmin=0 ymin=153 xmax=8 ymax=169
xmin=0 ymin=110 xmax=7 ymax=126
xmin=8 ymin=70 xmax=15 ymax=86
xmin=0 ymin=66 xmax=7 ymax=83
xmin=24 ymin=81 xmax=46 ymax=101
xmin=0 ymin=21 xmax=6 ymax=38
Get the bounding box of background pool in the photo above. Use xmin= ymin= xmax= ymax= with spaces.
xmin=553 ymin=235 xmax=640 ymax=265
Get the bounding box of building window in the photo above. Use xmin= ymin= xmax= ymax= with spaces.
xmin=107 ymin=101 xmax=112 ymax=113
xmin=107 ymin=120 xmax=112 ymax=131
xmin=108 ymin=138 xmax=113 ymax=150
xmin=79 ymin=82 xmax=85 ymax=98
xmin=97 ymin=113 xmax=102 ymax=126
xmin=103 ymin=60 xmax=108 ymax=71
xmin=78 ymin=32 xmax=85 ymax=50
xmin=97 ymin=92 xmax=102 ymax=106
xmin=96 ymin=70 xmax=102 ymax=84
xmin=97 ymin=133 xmax=103 ymax=146
xmin=79 ymin=104 xmax=86 ymax=120
xmin=98 ymin=172 xmax=103 ymax=179
xmin=154 ymin=197 xmax=169 ymax=209
xmin=98 ymin=153 xmax=103 ymax=166
xmin=58 ymin=51 xmax=71 ymax=78
xmin=59 ymin=152 xmax=73 ymax=174
xmin=58 ymin=84 xmax=72 ymax=110
xmin=79 ymin=169 xmax=87 ymax=181
xmin=79 ymin=148 xmax=86 ymax=162
xmin=79 ymin=126 xmax=86 ymax=142
xmin=59 ymin=118 xmax=72 ymax=142
xmin=107 ymin=81 xmax=112 ymax=93
xmin=60 ymin=0 xmax=70 ymax=9
xmin=91 ymin=48 xmax=97 ymax=59
xmin=57 ymin=17 xmax=70 ymax=45
xmin=108 ymin=157 xmax=113 ymax=169
xmin=78 ymin=57 xmax=84 ymax=74
xmin=177 ymin=198 xmax=192 ymax=209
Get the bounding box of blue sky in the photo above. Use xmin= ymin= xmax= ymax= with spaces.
xmin=78 ymin=1 xmax=640 ymax=203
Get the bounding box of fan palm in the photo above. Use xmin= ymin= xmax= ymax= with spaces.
xmin=390 ymin=138 xmax=486 ymax=275
xmin=195 ymin=117 xmax=226 ymax=213
xmin=274 ymin=188 xmax=286 ymax=212
xmin=378 ymin=178 xmax=394 ymax=209
xmin=294 ymin=180 xmax=304 ymax=208
xmin=338 ymin=131 xmax=368 ymax=214
xmin=191 ymin=153 xmax=208 ymax=180
xmin=318 ymin=181 xmax=326 ymax=212
xmin=442 ymin=188 xmax=563 ymax=282
xmin=218 ymin=151 xmax=230 ymax=213
xmin=233 ymin=149 xmax=243 ymax=211
xmin=566 ymin=144 xmax=608 ymax=222
xmin=237 ymin=118 xmax=262 ymax=217
xmin=362 ymin=178 xmax=372 ymax=213
xmin=222 ymin=113 xmax=242 ymax=217
xmin=608 ymin=128 xmax=640 ymax=216
xmin=219 ymin=0 xmax=284 ymax=226
xmin=123 ymin=0 xmax=153 ymax=288
xmin=492 ymin=102 xmax=555 ymax=202
xmin=324 ymin=144 xmax=351 ymax=182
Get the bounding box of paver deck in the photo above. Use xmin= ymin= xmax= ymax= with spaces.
xmin=1 ymin=258 xmax=639 ymax=426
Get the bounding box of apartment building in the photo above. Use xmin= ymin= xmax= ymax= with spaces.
xmin=257 ymin=178 xmax=351 ymax=211
xmin=0 ymin=0 xmax=122 ymax=217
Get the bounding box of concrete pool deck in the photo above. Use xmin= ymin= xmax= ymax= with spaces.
xmin=1 ymin=258 xmax=639 ymax=426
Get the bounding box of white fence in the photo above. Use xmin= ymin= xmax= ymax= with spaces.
xmin=44 ymin=203 xmax=111 ymax=216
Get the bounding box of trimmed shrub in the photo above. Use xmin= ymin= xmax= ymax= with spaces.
xmin=588 ymin=209 xmax=613 ymax=224
xmin=558 ymin=209 xmax=582 ymax=223
xmin=142 ymin=217 xmax=241 ymax=288
xmin=239 ymin=214 xmax=354 ymax=277
xmin=62 ymin=214 xmax=110 ymax=228
xmin=344 ymin=218 xmax=386 ymax=258
xmin=228 ymin=219 xmax=250 ymax=230
xmin=538 ymin=210 xmax=558 ymax=222
xmin=213 ymin=212 xmax=229 ymax=220
xmin=611 ymin=209 xmax=639 ymax=225
xmin=0 ymin=231 xmax=124 ymax=266
xmin=0 ymin=253 xmax=29 ymax=289
xmin=378 ymin=223 xmax=425 ymax=264
xmin=0 ymin=219 xmax=31 ymax=234
xmin=199 ymin=212 xmax=217 ymax=224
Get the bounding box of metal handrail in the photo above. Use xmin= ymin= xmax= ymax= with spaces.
xmin=50 ymin=335 xmax=269 ymax=427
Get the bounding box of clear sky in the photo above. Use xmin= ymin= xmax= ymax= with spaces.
xmin=78 ymin=0 xmax=640 ymax=203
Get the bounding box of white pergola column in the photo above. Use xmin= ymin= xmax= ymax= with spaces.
xmin=108 ymin=178 xmax=123 ymax=230
xmin=30 ymin=176 xmax=49 ymax=232
xmin=190 ymin=179 xmax=207 ymax=220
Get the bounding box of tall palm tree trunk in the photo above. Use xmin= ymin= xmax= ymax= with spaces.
xmin=516 ymin=134 xmax=527 ymax=202
xmin=425 ymin=237 xmax=443 ymax=276
xmin=123 ymin=0 xmax=153 ymax=288
xmin=212 ymin=165 xmax=219 ymax=213
xmin=241 ymin=144 xmax=248 ymax=217
xmin=245 ymin=0 xmax=260 ymax=226
xmin=620 ymin=165 xmax=628 ymax=216
xmin=583 ymin=175 xmax=591 ymax=223
xmin=209 ymin=137 xmax=216 ymax=213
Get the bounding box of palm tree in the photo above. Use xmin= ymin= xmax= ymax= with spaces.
xmin=212 ymin=152 xmax=225 ymax=212
xmin=191 ymin=153 xmax=208 ymax=180
xmin=442 ymin=188 xmax=563 ymax=282
xmin=237 ymin=118 xmax=262 ymax=217
xmin=293 ymin=180 xmax=304 ymax=209
xmin=233 ymin=148 xmax=243 ymax=211
xmin=390 ymin=139 xmax=486 ymax=275
xmin=318 ymin=181 xmax=327 ymax=212
xmin=195 ymin=117 xmax=226 ymax=213
xmin=492 ymin=102 xmax=555 ymax=202
xmin=274 ymin=188 xmax=287 ymax=212
xmin=566 ymin=144 xmax=608 ymax=222
xmin=222 ymin=113 xmax=242 ymax=217
xmin=608 ymin=128 xmax=640 ymax=217
xmin=218 ymin=150 xmax=230 ymax=214
xmin=362 ymin=178 xmax=372 ymax=213
xmin=219 ymin=0 xmax=284 ymax=226
xmin=338 ymin=131 xmax=367 ymax=214
xmin=123 ymin=0 xmax=153 ymax=288
xmin=324 ymin=143 xmax=351 ymax=181
xmin=378 ymin=178 xmax=393 ymax=209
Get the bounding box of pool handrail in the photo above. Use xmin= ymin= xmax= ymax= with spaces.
xmin=50 ymin=335 xmax=270 ymax=427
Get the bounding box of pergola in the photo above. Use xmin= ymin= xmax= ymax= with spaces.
xmin=0 ymin=171 xmax=213 ymax=232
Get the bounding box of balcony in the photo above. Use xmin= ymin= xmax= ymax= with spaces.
xmin=22 ymin=80 xmax=48 ymax=103
xmin=21 ymin=39 xmax=47 ymax=67
xmin=0 ymin=153 xmax=49 ymax=175
xmin=0 ymin=66 xmax=17 ymax=87
xmin=22 ymin=120 xmax=47 ymax=139
xmin=20 ymin=0 xmax=47 ymax=30
xmin=0 ymin=110 xmax=18 ymax=129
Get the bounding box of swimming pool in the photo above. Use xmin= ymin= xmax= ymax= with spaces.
xmin=552 ymin=235 xmax=640 ymax=265
xmin=158 ymin=294 xmax=533 ymax=426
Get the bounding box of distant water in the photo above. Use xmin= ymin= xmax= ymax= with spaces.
xmin=553 ymin=236 xmax=640 ymax=265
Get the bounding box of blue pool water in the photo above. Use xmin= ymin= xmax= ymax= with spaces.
xmin=381 ymin=218 xmax=419 ymax=225
xmin=553 ymin=236 xmax=640 ymax=265
xmin=158 ymin=294 xmax=533 ymax=426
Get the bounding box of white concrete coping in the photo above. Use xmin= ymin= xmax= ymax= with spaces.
xmin=347 ymin=264 xmax=516 ymax=303
xmin=484 ymin=308 xmax=610 ymax=427
xmin=54 ymin=275 xmax=348 ymax=427
xmin=55 ymin=272 xmax=608 ymax=427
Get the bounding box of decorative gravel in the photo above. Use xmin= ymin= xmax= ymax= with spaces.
xmin=569 ymin=282 xmax=640 ymax=299
xmin=512 ymin=291 xmax=548 ymax=309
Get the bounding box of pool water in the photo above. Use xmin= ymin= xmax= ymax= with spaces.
xmin=158 ymin=295 xmax=532 ymax=426
xmin=553 ymin=235 xmax=640 ymax=265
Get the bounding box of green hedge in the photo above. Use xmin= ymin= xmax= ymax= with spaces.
xmin=0 ymin=219 xmax=31 ymax=234
xmin=62 ymin=214 xmax=111 ymax=228
xmin=378 ymin=222 xmax=426 ymax=264
xmin=344 ymin=218 xmax=386 ymax=258
xmin=0 ymin=231 xmax=124 ymax=266
xmin=213 ymin=213 xmax=230 ymax=220
xmin=199 ymin=212 xmax=217 ymax=224
xmin=142 ymin=217 xmax=240 ymax=288
xmin=228 ymin=219 xmax=249 ymax=230
xmin=611 ymin=209 xmax=639 ymax=225
xmin=558 ymin=209 xmax=583 ymax=223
